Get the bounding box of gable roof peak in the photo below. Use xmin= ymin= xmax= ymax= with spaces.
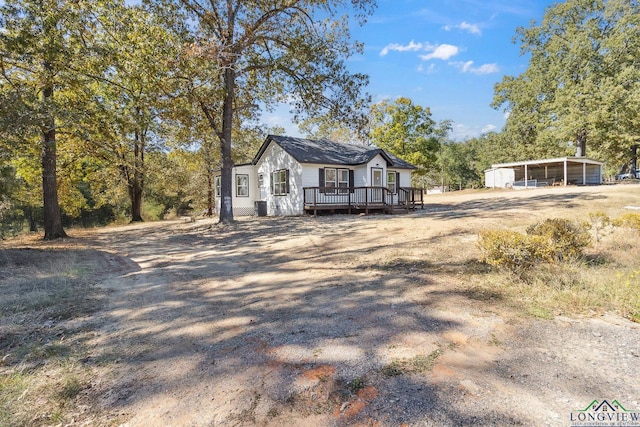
xmin=254 ymin=135 xmax=416 ymax=169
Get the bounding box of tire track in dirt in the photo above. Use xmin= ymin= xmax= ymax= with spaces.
xmin=27 ymin=185 xmax=640 ymax=426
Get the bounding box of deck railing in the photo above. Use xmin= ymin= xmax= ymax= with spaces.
xmin=398 ymin=187 xmax=425 ymax=209
xmin=303 ymin=186 xmax=424 ymax=215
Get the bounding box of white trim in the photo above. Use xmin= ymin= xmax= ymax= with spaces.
xmin=489 ymin=157 xmax=604 ymax=169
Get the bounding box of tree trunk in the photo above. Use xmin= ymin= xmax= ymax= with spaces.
xmin=218 ymin=67 xmax=235 ymax=223
xmin=207 ymin=171 xmax=213 ymax=216
xmin=41 ymin=74 xmax=67 ymax=240
xmin=129 ymin=182 xmax=143 ymax=222
xmin=575 ymin=129 xmax=587 ymax=157
xmin=130 ymin=137 xmax=144 ymax=222
xmin=25 ymin=206 xmax=38 ymax=232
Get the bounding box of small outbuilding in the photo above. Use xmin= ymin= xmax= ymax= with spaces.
xmin=485 ymin=157 xmax=604 ymax=189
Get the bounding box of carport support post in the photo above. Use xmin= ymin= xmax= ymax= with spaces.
xmin=525 ymin=164 xmax=528 ymax=188
xmin=583 ymin=162 xmax=586 ymax=185
xmin=564 ymin=159 xmax=568 ymax=186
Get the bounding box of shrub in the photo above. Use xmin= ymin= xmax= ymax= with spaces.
xmin=586 ymin=212 xmax=613 ymax=244
xmin=614 ymin=212 xmax=640 ymax=232
xmin=526 ymin=218 xmax=591 ymax=261
xmin=478 ymin=218 xmax=591 ymax=271
xmin=477 ymin=230 xmax=543 ymax=270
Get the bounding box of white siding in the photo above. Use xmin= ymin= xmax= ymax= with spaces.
xmin=366 ymin=154 xmax=388 ymax=186
xmin=388 ymin=169 xmax=412 ymax=188
xmin=301 ymin=164 xmax=323 ymax=188
xmin=217 ymin=145 xmax=418 ymax=216
xmin=213 ymin=166 xmax=258 ymax=217
xmin=256 ymin=142 xmax=303 ymax=216
xmin=485 ymin=168 xmax=515 ymax=188
xmin=231 ymin=165 xmax=257 ymax=216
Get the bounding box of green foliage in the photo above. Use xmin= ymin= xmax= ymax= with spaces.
xmin=478 ymin=218 xmax=591 ymax=271
xmin=492 ymin=0 xmax=640 ymax=166
xmin=369 ymin=98 xmax=445 ymax=179
xmin=141 ymin=200 xmax=166 ymax=221
xmin=160 ymin=0 xmax=376 ymax=222
xmin=346 ymin=377 xmax=366 ymax=394
xmin=437 ymin=139 xmax=482 ymax=189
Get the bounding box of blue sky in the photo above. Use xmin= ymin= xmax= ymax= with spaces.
xmin=0 ymin=0 xmax=555 ymax=142
xmin=267 ymin=0 xmax=556 ymax=141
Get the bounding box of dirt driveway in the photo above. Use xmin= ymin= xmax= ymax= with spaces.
xmin=29 ymin=185 xmax=640 ymax=425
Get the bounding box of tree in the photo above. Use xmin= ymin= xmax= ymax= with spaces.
xmin=153 ymin=0 xmax=375 ymax=223
xmin=0 ymin=0 xmax=88 ymax=238
xmin=493 ymin=0 xmax=640 ymax=166
xmin=369 ymin=98 xmax=446 ymax=181
xmin=437 ymin=141 xmax=482 ymax=190
xmin=299 ymin=114 xmax=368 ymax=144
xmin=83 ymin=4 xmax=180 ymax=222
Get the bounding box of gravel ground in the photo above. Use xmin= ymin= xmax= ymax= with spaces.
xmin=11 ymin=184 xmax=640 ymax=426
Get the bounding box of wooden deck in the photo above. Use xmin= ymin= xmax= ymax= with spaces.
xmin=303 ymin=186 xmax=424 ymax=216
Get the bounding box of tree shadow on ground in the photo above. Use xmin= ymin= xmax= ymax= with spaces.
xmin=421 ymin=191 xmax=607 ymax=220
xmin=41 ymin=212 xmax=638 ymax=426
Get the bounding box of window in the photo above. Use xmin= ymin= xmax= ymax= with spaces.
xmin=324 ymin=167 xmax=350 ymax=194
xmin=236 ymin=174 xmax=249 ymax=197
xmin=258 ymin=174 xmax=266 ymax=199
xmin=325 ymin=168 xmax=336 ymax=191
xmin=387 ymin=171 xmax=397 ymax=194
xmin=271 ymin=169 xmax=289 ymax=195
xmin=215 ymin=176 xmax=221 ymax=197
xmin=338 ymin=169 xmax=349 ymax=193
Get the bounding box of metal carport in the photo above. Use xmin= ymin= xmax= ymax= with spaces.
xmin=485 ymin=157 xmax=604 ymax=188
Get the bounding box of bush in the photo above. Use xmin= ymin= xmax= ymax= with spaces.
xmin=477 ymin=230 xmax=543 ymax=270
xmin=586 ymin=211 xmax=613 ymax=244
xmin=614 ymin=212 xmax=640 ymax=232
xmin=526 ymin=218 xmax=591 ymax=261
xmin=478 ymin=218 xmax=591 ymax=271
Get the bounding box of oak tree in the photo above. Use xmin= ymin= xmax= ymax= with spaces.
xmin=493 ymin=0 xmax=640 ymax=168
xmin=152 ymin=0 xmax=375 ymax=223
xmin=369 ymin=97 xmax=446 ymax=180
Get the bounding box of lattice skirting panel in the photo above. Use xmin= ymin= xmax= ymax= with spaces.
xmin=233 ymin=206 xmax=257 ymax=217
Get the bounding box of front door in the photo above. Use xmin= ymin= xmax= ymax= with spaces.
xmin=371 ymin=168 xmax=383 ymax=202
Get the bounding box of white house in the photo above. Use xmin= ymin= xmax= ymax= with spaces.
xmin=215 ymin=135 xmax=422 ymax=216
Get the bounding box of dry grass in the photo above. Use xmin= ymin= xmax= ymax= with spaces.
xmin=474 ymin=216 xmax=640 ymax=322
xmin=0 ymin=250 xmax=105 ymax=426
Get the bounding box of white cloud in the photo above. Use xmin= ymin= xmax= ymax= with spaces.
xmin=419 ymin=44 xmax=459 ymax=61
xmin=452 ymin=60 xmax=499 ymax=74
xmin=379 ymin=41 xmax=460 ymax=62
xmin=417 ymin=63 xmax=437 ymax=74
xmin=475 ymin=63 xmax=500 ymax=74
xmin=380 ymin=40 xmax=425 ymax=56
xmin=444 ymin=21 xmax=482 ymax=35
xmin=482 ymin=124 xmax=497 ymax=134
xmin=459 ymin=22 xmax=482 ymax=35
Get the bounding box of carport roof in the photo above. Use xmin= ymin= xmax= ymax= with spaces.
xmin=489 ymin=157 xmax=604 ymax=170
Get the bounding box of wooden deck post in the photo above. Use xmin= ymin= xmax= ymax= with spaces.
xmin=365 ymin=187 xmax=369 ymax=215
xmin=313 ymin=188 xmax=317 ymax=217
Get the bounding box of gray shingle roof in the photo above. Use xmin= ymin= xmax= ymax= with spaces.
xmin=253 ymin=135 xmax=417 ymax=170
